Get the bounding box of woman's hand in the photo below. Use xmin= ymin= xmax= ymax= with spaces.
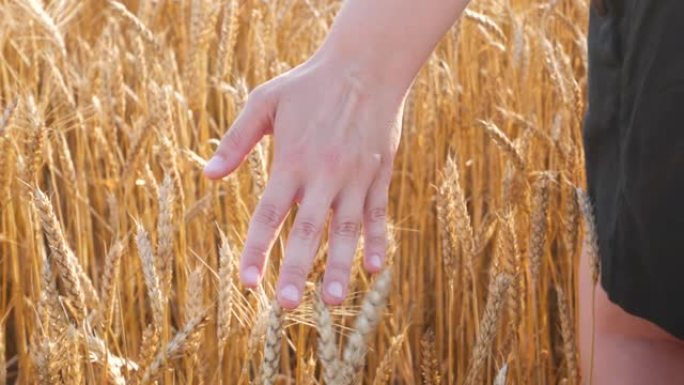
xmin=204 ymin=56 xmax=405 ymax=309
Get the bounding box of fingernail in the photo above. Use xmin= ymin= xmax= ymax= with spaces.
xmin=280 ymin=284 xmax=300 ymax=303
xmin=204 ymin=156 xmax=225 ymax=176
xmin=326 ymin=281 xmax=344 ymax=299
xmin=369 ymin=254 xmax=383 ymax=270
xmin=242 ymin=266 xmax=260 ymax=286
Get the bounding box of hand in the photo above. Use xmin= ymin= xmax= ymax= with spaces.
xmin=204 ymin=56 xmax=405 ymax=309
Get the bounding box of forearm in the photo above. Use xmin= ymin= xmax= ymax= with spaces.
xmin=314 ymin=0 xmax=471 ymax=95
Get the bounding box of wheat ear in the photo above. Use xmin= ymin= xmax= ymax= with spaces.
xmin=261 ymin=300 xmax=283 ymax=385
xmin=340 ymin=269 xmax=393 ymax=384
xmin=33 ymin=189 xmax=87 ymax=324
xmin=217 ymin=229 xmax=235 ymax=355
xmin=463 ymin=274 xmax=512 ymax=385
xmin=135 ymin=222 xmax=164 ymax=326
xmin=139 ymin=312 xmax=209 ymax=385
xmin=556 ymin=286 xmax=579 ymax=384
xmin=314 ymin=290 xmax=341 ymax=385
xmin=420 ymin=330 xmax=441 ymax=385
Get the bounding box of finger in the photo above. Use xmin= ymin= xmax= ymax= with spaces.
xmin=239 ymin=173 xmax=297 ymax=288
xmin=277 ymin=187 xmax=333 ymax=309
xmin=204 ymin=88 xmax=274 ymax=179
xmin=363 ymin=162 xmax=392 ymax=273
xmin=322 ymin=189 xmax=364 ymax=305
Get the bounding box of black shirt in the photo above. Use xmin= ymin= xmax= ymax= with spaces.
xmin=585 ymin=0 xmax=684 ymax=338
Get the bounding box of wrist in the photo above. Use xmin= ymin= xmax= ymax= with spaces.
xmin=311 ymin=37 xmax=418 ymax=101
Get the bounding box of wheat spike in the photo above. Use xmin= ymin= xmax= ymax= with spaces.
xmin=563 ymin=182 xmax=580 ymax=259
xmin=62 ymin=326 xmax=83 ymax=385
xmin=248 ymin=142 xmax=268 ymax=197
xmin=135 ymin=222 xmax=165 ymax=326
xmin=186 ymin=267 xmax=206 ymax=352
xmin=340 ymin=269 xmax=392 ymax=384
xmin=315 ymin=290 xmax=341 ymax=385
xmin=463 ymin=274 xmax=512 ymax=385
xmin=372 ymin=334 xmax=406 ymax=385
xmin=261 ymin=300 xmax=283 ymax=385
xmin=137 ymin=323 xmax=160 ymax=377
xmin=528 ymin=174 xmax=552 ymax=284
xmin=577 ymin=188 xmax=600 ymax=285
xmin=437 ymin=155 xmax=475 ymax=285
xmin=215 ymin=0 xmax=240 ymax=81
xmin=25 ymin=96 xmax=46 ymax=186
xmin=464 ymin=9 xmax=506 ymax=42
xmin=33 ymin=189 xmax=87 ymax=324
xmin=19 ymin=0 xmax=67 ymax=56
xmin=481 ymin=120 xmax=526 ymax=171
xmin=157 ymin=173 xmax=175 ymax=296
xmin=108 ymin=0 xmax=160 ymax=51
xmin=99 ymin=240 xmax=125 ymax=329
xmin=556 ymin=286 xmax=579 ymax=384
xmin=420 ymin=330 xmax=441 ymax=385
xmin=140 ymin=312 xmax=209 ymax=385
xmin=217 ymin=230 xmax=235 ymax=354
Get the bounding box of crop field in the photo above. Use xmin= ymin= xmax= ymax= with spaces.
xmin=0 ymin=0 xmax=593 ymax=384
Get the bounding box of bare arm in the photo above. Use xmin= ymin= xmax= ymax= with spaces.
xmin=205 ymin=0 xmax=470 ymax=309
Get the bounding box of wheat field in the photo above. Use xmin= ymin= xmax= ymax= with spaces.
xmin=0 ymin=0 xmax=592 ymax=384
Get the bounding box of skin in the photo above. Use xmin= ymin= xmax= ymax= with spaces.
xmin=205 ymin=1 xmax=684 ymax=382
xmin=204 ymin=0 xmax=471 ymax=309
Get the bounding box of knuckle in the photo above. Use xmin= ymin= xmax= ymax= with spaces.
xmin=225 ymin=128 xmax=244 ymax=151
xmin=365 ymin=234 xmax=387 ymax=248
xmin=333 ymin=220 xmax=360 ymax=238
xmin=280 ymin=263 xmax=309 ymax=281
xmin=293 ymin=219 xmax=321 ymax=240
xmin=242 ymin=243 xmax=269 ymax=261
xmin=320 ymin=147 xmax=353 ymax=172
xmin=253 ymin=203 xmax=283 ymax=229
xmin=326 ymin=257 xmax=353 ymax=276
xmin=247 ymin=85 xmax=269 ymax=103
xmin=367 ymin=207 xmax=387 ymax=222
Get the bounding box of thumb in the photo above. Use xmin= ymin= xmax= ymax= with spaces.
xmin=204 ymin=89 xmax=274 ymax=179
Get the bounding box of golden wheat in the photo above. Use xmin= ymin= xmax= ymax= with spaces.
xmin=0 ymin=0 xmax=588 ymax=383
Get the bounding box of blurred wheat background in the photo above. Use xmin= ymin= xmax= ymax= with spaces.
xmin=0 ymin=0 xmax=591 ymax=384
